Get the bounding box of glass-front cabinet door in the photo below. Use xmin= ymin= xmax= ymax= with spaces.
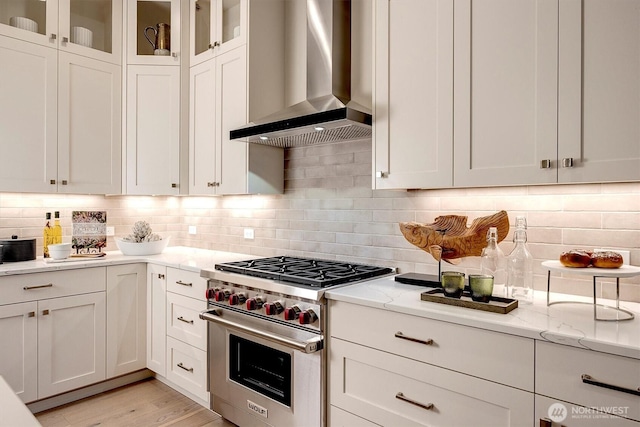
xmin=0 ymin=0 xmax=121 ymax=64
xmin=190 ymin=0 xmax=246 ymax=67
xmin=0 ymin=0 xmax=58 ymax=46
xmin=128 ymin=0 xmax=181 ymax=65
xmin=59 ymin=0 xmax=122 ymax=64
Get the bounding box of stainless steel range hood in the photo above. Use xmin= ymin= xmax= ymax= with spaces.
xmin=230 ymin=0 xmax=372 ymax=148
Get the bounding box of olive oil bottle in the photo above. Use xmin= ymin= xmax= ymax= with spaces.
xmin=43 ymin=212 xmax=52 ymax=258
xmin=53 ymin=211 xmax=62 ymax=244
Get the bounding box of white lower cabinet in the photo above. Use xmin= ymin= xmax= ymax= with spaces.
xmin=38 ymin=292 xmax=106 ymax=398
xmin=166 ymin=336 xmax=208 ymax=402
xmin=535 ymin=341 xmax=640 ymax=423
xmin=0 ymin=268 xmax=107 ymax=403
xmin=0 ymin=302 xmax=38 ymax=403
xmin=147 ymin=264 xmax=167 ymax=376
xmin=146 ymin=266 xmax=209 ymax=404
xmin=106 ymin=264 xmax=147 ymax=377
xmin=328 ymin=301 xmax=534 ymax=426
xmin=330 ymin=338 xmax=533 ymax=427
xmin=165 ymin=268 xmax=209 ymax=402
xmin=536 ymin=395 xmax=638 ymax=427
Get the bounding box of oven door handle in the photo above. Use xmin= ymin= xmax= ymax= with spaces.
xmin=199 ymin=309 xmax=324 ymax=354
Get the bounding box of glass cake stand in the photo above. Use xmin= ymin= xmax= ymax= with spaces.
xmin=542 ymin=261 xmax=640 ymax=321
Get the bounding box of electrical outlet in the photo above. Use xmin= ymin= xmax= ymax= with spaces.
xmin=188 ymin=225 xmax=197 ymax=235
xmin=106 ymin=226 xmax=115 ymax=236
xmin=244 ymin=228 xmax=255 ymax=240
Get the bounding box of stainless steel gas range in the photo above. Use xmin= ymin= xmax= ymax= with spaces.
xmin=199 ymin=256 xmax=393 ymax=427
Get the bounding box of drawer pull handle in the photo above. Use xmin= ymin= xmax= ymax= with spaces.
xmin=176 ymin=280 xmax=193 ymax=287
xmin=581 ymin=374 xmax=640 ymax=396
xmin=177 ymin=362 xmax=193 ymax=373
xmin=177 ymin=316 xmax=194 ymax=324
xmin=540 ymin=418 xmax=565 ymax=427
xmin=395 ymin=331 xmax=433 ymax=346
xmin=23 ymin=283 xmax=54 ymax=290
xmin=395 ymin=392 xmax=433 ymax=411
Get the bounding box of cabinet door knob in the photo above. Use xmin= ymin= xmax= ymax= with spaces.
xmin=540 ymin=159 xmax=551 ymax=169
xmin=157 ymin=274 xmax=165 ymax=279
xmin=50 ymin=179 xmax=56 ymax=185
xmin=171 ymin=52 xmax=178 ymax=58
xmin=209 ymin=41 xmax=220 ymax=49
xmin=50 ymin=34 xmax=57 ymax=40
xmin=61 ymin=180 xmax=68 ymax=185
xmin=62 ymin=36 xmax=69 ymax=43
xmin=561 ymin=157 xmax=574 ymax=168
xmin=207 ymin=182 xmax=215 ymax=187
xmin=171 ymin=183 xmax=178 ymax=188
xmin=42 ymin=309 xmax=50 ymax=316
xmin=376 ymin=171 xmax=388 ymax=178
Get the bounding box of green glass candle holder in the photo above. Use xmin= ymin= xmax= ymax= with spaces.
xmin=441 ymin=271 xmax=465 ymax=298
xmin=469 ymin=274 xmax=494 ymax=302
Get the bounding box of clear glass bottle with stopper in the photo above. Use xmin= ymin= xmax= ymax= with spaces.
xmin=507 ymin=216 xmax=534 ymax=303
xmin=480 ymin=227 xmax=506 ymax=297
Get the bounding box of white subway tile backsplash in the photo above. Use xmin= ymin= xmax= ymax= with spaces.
xmin=1 ymin=141 xmax=639 ymax=302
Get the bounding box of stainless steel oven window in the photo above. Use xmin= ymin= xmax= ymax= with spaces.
xmin=229 ymin=334 xmax=292 ymax=406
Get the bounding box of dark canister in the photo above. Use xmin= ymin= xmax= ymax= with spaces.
xmin=0 ymin=236 xmax=37 ymax=262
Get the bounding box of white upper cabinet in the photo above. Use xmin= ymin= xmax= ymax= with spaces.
xmin=126 ymin=65 xmax=181 ymax=195
xmin=188 ymin=0 xmax=284 ymax=195
xmin=127 ymin=0 xmax=181 ymax=65
xmin=189 ymin=0 xmax=247 ymax=67
xmin=453 ymin=0 xmax=559 ymax=187
xmin=373 ymin=0 xmax=454 ymax=190
xmin=558 ymin=0 xmax=640 ymax=183
xmin=0 ymin=0 xmax=122 ymax=65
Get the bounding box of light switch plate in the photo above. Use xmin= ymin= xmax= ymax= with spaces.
xmin=188 ymin=225 xmax=197 ymax=235
xmin=244 ymin=228 xmax=255 ymax=240
xmin=106 ymin=226 xmax=115 ymax=236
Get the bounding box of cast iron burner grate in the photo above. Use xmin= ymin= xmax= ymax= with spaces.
xmin=215 ymin=256 xmax=393 ymax=288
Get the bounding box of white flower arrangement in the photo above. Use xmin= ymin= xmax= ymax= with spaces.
xmin=122 ymin=221 xmax=162 ymax=243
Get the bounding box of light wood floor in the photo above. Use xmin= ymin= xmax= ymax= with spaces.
xmin=35 ymin=378 xmax=236 ymax=427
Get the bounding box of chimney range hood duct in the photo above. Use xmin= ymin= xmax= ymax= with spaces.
xmin=230 ymin=0 xmax=372 ymax=148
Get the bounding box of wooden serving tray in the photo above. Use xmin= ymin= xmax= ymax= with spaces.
xmin=420 ymin=288 xmax=518 ymax=314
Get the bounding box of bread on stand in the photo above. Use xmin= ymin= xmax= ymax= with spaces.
xmin=559 ymin=249 xmax=623 ymax=268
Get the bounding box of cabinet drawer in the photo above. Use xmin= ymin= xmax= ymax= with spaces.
xmin=536 ymin=394 xmax=638 ymax=427
xmin=166 ymin=292 xmax=207 ymax=351
xmin=329 ymin=301 xmax=534 ymax=391
xmin=0 ymin=268 xmax=107 ymax=305
xmin=166 ymin=336 xmax=208 ymax=402
xmin=536 ymin=341 xmax=640 ymax=422
xmin=167 ymin=268 xmax=207 ymax=301
xmin=329 ymin=338 xmax=533 ymax=427
xmin=329 ymin=406 xmax=380 ymax=427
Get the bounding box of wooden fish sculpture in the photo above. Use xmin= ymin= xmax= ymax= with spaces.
xmin=399 ymin=210 xmax=510 ymax=264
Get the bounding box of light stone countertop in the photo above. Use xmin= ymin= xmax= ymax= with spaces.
xmin=0 ymin=376 xmax=41 ymax=427
xmin=325 ymin=276 xmax=640 ymax=360
xmin=2 ymin=248 xmax=638 ymax=360
xmin=0 ymin=246 xmax=253 ymax=276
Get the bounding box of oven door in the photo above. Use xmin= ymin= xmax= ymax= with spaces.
xmin=200 ymin=308 xmax=323 ymax=427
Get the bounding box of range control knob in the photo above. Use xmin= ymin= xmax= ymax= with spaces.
xmin=264 ymin=301 xmax=284 ymax=315
xmin=214 ymin=289 xmax=232 ymax=302
xmin=246 ymin=296 xmax=264 ymax=311
xmin=205 ymin=288 xmax=218 ymax=300
xmin=283 ymin=305 xmax=301 ymax=321
xmin=299 ymin=309 xmax=318 ymax=325
xmin=228 ymin=292 xmax=246 ymax=306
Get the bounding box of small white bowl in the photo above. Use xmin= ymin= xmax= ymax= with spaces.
xmin=115 ymin=236 xmax=170 ymax=256
xmin=10 ymin=17 xmax=38 ymax=33
xmin=48 ymin=243 xmax=72 ymax=260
